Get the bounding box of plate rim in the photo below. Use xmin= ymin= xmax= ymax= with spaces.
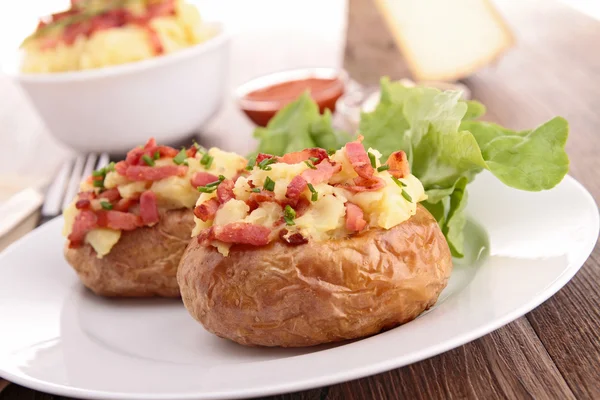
xmin=0 ymin=174 xmax=598 ymax=400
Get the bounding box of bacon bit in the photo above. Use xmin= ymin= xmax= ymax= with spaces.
xmin=145 ymin=26 xmax=164 ymax=55
xmin=78 ymin=191 xmax=96 ymax=201
xmin=39 ymin=37 xmax=60 ymax=50
xmin=68 ymin=210 xmax=97 ymax=247
xmin=90 ymin=8 xmax=125 ymax=31
xmin=285 ymin=159 xmax=341 ymax=201
xmin=256 ymin=153 xmax=276 ymax=165
xmin=98 ymin=188 xmax=120 ymax=202
xmin=338 ymin=176 xmax=386 ymax=192
xmin=302 ymin=159 xmax=341 ymax=185
xmin=345 ymin=141 xmax=374 ymax=180
xmin=125 ymin=138 xmax=178 ymax=165
xmin=115 ymin=161 xmax=128 ymax=175
xmin=279 ymin=148 xmax=329 ymax=165
xmin=155 ymin=145 xmax=179 ymax=158
xmin=285 ymin=176 xmax=307 ymax=201
xmin=63 ymin=20 xmax=91 ymax=45
xmin=75 ymin=199 xmax=91 ymax=210
xmin=113 ymin=197 xmax=138 ymax=212
xmin=213 ymin=223 xmax=271 ymax=246
xmin=193 ymin=198 xmax=220 ymax=222
xmin=217 ymin=179 xmax=235 ymax=204
xmin=147 ymin=0 xmax=176 ymax=18
xmin=144 ymin=138 xmax=157 ymax=148
xmin=96 ymin=210 xmax=143 ymax=231
xmin=139 ymin=191 xmax=159 ymax=225
xmin=386 ymin=151 xmax=410 ymax=179
xmin=293 ymin=196 xmax=311 ymax=217
xmin=186 ymin=146 xmax=197 ymax=158
xmin=279 ymin=229 xmax=308 ymax=245
xmin=125 ymin=165 xmax=187 ymax=181
xmin=190 ymin=172 xmax=219 ymax=188
xmin=196 ymin=227 xmax=214 ymax=244
xmin=345 ymin=202 xmax=367 ymax=232
xmin=246 ymin=190 xmax=276 ymax=211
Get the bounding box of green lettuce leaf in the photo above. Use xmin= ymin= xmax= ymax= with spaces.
xmin=359 ymin=77 xmax=569 ymax=256
xmin=251 ymin=92 xmax=350 ymax=157
xmin=251 ymin=78 xmax=569 ymax=258
xmin=461 ymin=118 xmax=570 ymax=191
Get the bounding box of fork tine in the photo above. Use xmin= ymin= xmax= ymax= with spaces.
xmin=61 ymin=155 xmax=86 ymax=212
xmin=81 ymin=153 xmax=98 ymax=185
xmin=41 ymin=158 xmax=73 ymax=217
xmin=97 ymin=152 xmax=110 ymax=170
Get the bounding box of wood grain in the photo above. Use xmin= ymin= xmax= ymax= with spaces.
xmin=2 ymin=0 xmax=599 ymax=399
xmin=256 ymin=319 xmax=574 ymax=400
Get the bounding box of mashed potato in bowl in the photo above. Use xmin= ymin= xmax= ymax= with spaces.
xmin=20 ymin=0 xmax=213 ymax=73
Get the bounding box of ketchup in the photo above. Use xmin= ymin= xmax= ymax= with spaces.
xmin=240 ymin=77 xmax=345 ymax=127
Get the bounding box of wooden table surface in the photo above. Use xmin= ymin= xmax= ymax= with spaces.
xmin=2 ymin=0 xmax=599 ymax=399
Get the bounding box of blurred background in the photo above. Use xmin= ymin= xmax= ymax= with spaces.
xmin=0 ymin=0 xmax=598 ymax=227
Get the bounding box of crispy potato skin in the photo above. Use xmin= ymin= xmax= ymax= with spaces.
xmin=65 ymin=208 xmax=194 ymax=297
xmin=177 ymin=205 xmax=452 ymax=347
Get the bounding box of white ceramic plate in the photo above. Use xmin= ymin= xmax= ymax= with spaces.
xmin=0 ymin=172 xmax=597 ymax=400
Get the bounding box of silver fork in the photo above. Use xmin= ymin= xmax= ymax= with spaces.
xmin=40 ymin=152 xmax=110 ymax=224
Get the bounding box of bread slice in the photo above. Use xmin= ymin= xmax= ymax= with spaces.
xmin=373 ymin=0 xmax=515 ymax=81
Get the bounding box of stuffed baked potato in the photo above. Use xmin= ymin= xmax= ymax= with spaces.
xmin=63 ymin=138 xmax=247 ymax=297
xmin=178 ymin=139 xmax=452 ymax=346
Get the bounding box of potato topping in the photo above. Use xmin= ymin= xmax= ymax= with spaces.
xmin=63 ymin=138 xmax=246 ymax=258
xmin=192 ymin=139 xmax=427 ymax=256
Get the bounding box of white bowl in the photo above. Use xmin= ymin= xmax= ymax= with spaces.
xmin=2 ymin=22 xmax=230 ymax=153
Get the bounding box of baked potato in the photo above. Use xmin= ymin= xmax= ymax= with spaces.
xmin=65 ymin=208 xmax=193 ymax=297
xmin=63 ymin=138 xmax=247 ymax=297
xmin=178 ymin=139 xmax=453 ymax=346
xmin=178 ymin=204 xmax=451 ymax=347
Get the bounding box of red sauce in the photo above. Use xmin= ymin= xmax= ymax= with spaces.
xmin=240 ymin=77 xmax=345 ymax=127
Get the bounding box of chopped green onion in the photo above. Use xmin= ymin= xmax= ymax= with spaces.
xmin=309 ymin=157 xmax=319 ymax=163
xmin=92 ymin=180 xmax=104 ymax=188
xmin=100 ymin=201 xmax=113 ymax=210
xmin=153 ymin=151 xmax=160 ymax=160
xmin=307 ymin=183 xmax=318 ymax=202
xmin=391 ymin=176 xmax=407 ymax=187
xmin=258 ymin=157 xmax=277 ymax=171
xmin=198 ymin=186 xmax=217 ymax=193
xmin=205 ymin=175 xmax=226 ymax=188
xmin=192 ymin=141 xmax=205 ymax=152
xmin=263 ymin=176 xmax=275 ymax=191
xmin=246 ymin=157 xmax=256 ymax=171
xmin=251 ymin=188 xmax=261 ymax=193
xmin=327 ymin=149 xmax=336 ymax=156
xmin=368 ymin=151 xmax=377 ymax=168
xmin=401 ymin=189 xmax=413 ymax=202
xmin=173 ymin=148 xmax=187 ymax=165
xmin=200 ymin=153 xmax=214 ymax=169
xmin=377 ymin=165 xmax=390 ymax=172
xmin=93 ymin=161 xmax=116 ymax=178
xmin=304 ymin=160 xmax=317 ymax=169
xmin=284 ymin=205 xmax=296 ymax=226
xmin=142 ymin=154 xmax=155 ymax=166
